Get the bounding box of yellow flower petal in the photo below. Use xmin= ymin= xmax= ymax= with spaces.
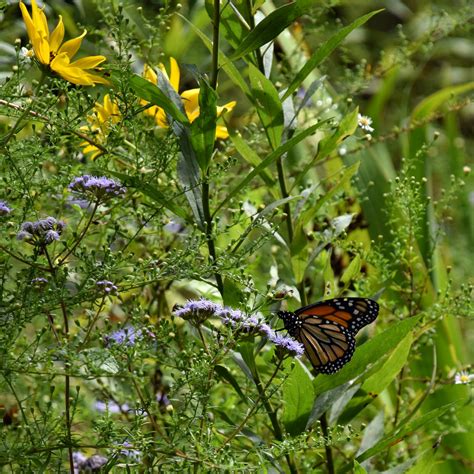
xmin=51 ymin=52 xmax=94 ymax=85
xmin=49 ymin=16 xmax=65 ymax=53
xmin=181 ymin=88 xmax=200 ymax=119
xmin=217 ymin=100 xmax=237 ymax=117
xmin=20 ymin=0 xmax=50 ymax=64
xmin=58 ymin=30 xmax=87 ymax=59
xmin=69 ymin=55 xmax=106 ymax=69
xmin=168 ymin=57 xmax=180 ymax=92
xmin=143 ymin=64 xmax=157 ymax=84
xmin=216 ymin=125 xmax=229 ymax=139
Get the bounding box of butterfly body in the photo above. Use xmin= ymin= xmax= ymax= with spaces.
xmin=278 ymin=298 xmax=379 ymax=374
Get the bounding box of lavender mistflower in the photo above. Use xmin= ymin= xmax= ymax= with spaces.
xmin=0 ymin=200 xmax=11 ymax=216
xmin=173 ymin=298 xmax=222 ymax=324
xmin=69 ymin=175 xmax=126 ymax=202
xmin=96 ymin=280 xmax=118 ymax=295
xmin=120 ymin=442 xmax=141 ymax=462
xmin=174 ymin=299 xmax=304 ymax=358
xmin=17 ymin=217 xmax=65 ymax=246
xmin=73 ymin=452 xmax=108 ymax=473
xmin=105 ymin=326 xmax=143 ymax=347
xmin=31 ymin=277 xmax=48 ymax=288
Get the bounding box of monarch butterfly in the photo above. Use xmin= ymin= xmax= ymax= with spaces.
xmin=278 ymin=298 xmax=379 ymax=374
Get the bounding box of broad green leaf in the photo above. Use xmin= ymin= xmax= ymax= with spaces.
xmin=177 ymin=151 xmax=206 ymax=230
xmin=237 ymin=342 xmax=258 ymax=381
xmin=355 ymin=401 xmax=462 ymax=463
xmin=282 ymin=10 xmax=383 ymax=101
xmin=128 ymin=74 xmax=188 ymax=124
xmin=317 ymin=107 xmax=359 ymax=159
xmin=214 ymin=119 xmax=329 ymax=216
xmin=340 ymin=255 xmax=362 ymax=285
xmin=190 ymin=77 xmax=217 ymax=172
xmin=411 ymin=82 xmax=474 ymax=122
xmin=405 ymin=449 xmax=436 ymax=474
xmin=314 ymin=315 xmax=422 ymax=397
xmin=362 ymin=332 xmax=412 ymax=394
xmin=223 ymin=278 xmax=245 ymax=307
xmin=328 ymin=383 xmax=361 ymax=424
xmin=230 ymin=0 xmax=314 ymax=60
xmin=282 ymin=359 xmax=315 ymax=435
xmin=353 ymin=461 xmax=368 ymax=474
xmin=178 ymin=14 xmax=251 ymax=97
xmin=248 ymin=63 xmax=284 ymax=150
xmin=306 ymin=381 xmax=354 ymax=429
xmin=215 ymin=364 xmax=248 ymax=403
xmin=291 ymin=250 xmax=308 ymax=285
xmin=357 ymin=411 xmax=384 ymax=456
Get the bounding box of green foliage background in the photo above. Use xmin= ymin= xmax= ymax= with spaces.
xmin=0 ymin=0 xmax=472 ymax=472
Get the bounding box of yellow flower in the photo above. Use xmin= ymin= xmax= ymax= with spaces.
xmin=80 ymin=94 xmax=120 ymax=159
xmin=20 ymin=0 xmax=109 ymax=86
xmin=142 ymin=58 xmax=236 ymax=139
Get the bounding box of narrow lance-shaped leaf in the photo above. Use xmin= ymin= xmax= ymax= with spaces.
xmin=128 ymin=74 xmax=189 ymax=124
xmin=190 ymin=77 xmax=217 ymax=172
xmin=213 ymin=119 xmax=330 ymax=217
xmin=248 ymin=63 xmax=284 ymax=150
xmin=282 ymin=10 xmax=383 ymax=101
xmin=230 ymin=0 xmax=315 ymax=60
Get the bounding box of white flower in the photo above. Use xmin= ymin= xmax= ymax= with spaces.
xmin=338 ymin=146 xmax=347 ymax=156
xmin=358 ymin=113 xmax=374 ymax=132
xmin=454 ymin=371 xmax=474 ymax=384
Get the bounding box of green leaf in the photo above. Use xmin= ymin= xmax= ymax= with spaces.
xmin=355 ymin=401 xmax=462 ymax=463
xmin=314 ymin=315 xmax=422 ymax=397
xmin=223 ymin=278 xmax=245 ymax=307
xmin=190 ymin=77 xmax=217 ymax=172
xmin=294 ymin=108 xmax=359 ymax=189
xmin=128 ymin=74 xmax=188 ymax=124
xmin=230 ymin=0 xmax=314 ymax=60
xmin=205 ymin=0 xmax=247 ymax=51
xmin=362 ymin=332 xmax=412 ymax=394
xmin=411 ymin=82 xmax=474 ymax=122
xmin=214 ymin=119 xmax=329 ymax=216
xmin=229 ymin=130 xmax=275 ymax=187
xmin=340 ymin=254 xmax=361 ymax=285
xmin=282 ymin=359 xmax=315 ymax=436
xmin=353 ymin=461 xmax=368 ymax=474
xmin=248 ymin=63 xmax=284 ymax=150
xmin=215 ymin=364 xmax=248 ymax=403
xmin=178 ymin=14 xmax=251 ymax=97
xmin=237 ymin=342 xmax=258 ymax=381
xmin=282 ymin=10 xmax=383 ymax=101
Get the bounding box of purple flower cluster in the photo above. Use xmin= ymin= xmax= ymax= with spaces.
xmin=173 ymin=299 xmax=304 ymax=358
xmin=0 ymin=200 xmax=11 ymax=216
xmin=96 ymin=280 xmax=118 ymax=295
xmin=68 ymin=175 xmax=126 ymax=202
xmin=105 ymin=326 xmax=144 ymax=347
xmin=17 ymin=217 xmax=65 ymax=246
xmin=73 ymin=452 xmax=107 ymax=472
xmin=31 ymin=277 xmax=48 ymax=288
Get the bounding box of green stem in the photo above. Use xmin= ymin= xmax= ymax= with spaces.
xmin=320 ymin=413 xmax=335 ymax=474
xmin=57 ymin=202 xmax=99 ymax=265
xmin=276 ymin=157 xmax=294 ymax=242
xmin=44 ymin=247 xmax=74 ymax=474
xmin=202 ymin=179 xmax=224 ymax=296
xmin=1 ymin=72 xmax=47 ymax=146
xmin=210 ymin=0 xmax=221 ymax=89
xmin=79 ymin=296 xmax=106 ymax=349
